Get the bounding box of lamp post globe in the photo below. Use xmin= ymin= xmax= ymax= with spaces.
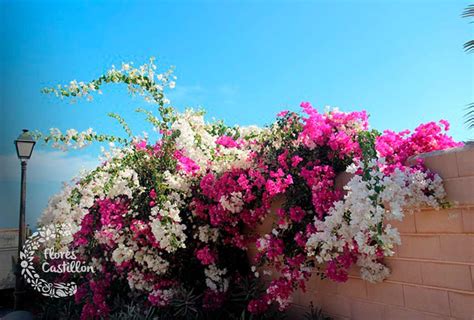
xmin=15 ymin=129 xmax=36 ymax=160
xmin=13 ymin=129 xmax=35 ymax=310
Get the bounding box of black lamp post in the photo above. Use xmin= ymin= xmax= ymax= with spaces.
xmin=13 ymin=129 xmax=35 ymax=310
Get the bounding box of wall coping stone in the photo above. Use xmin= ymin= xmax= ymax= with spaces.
xmin=411 ymin=141 xmax=474 ymax=159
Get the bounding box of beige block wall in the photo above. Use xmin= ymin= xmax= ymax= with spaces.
xmin=250 ymin=143 xmax=474 ymax=320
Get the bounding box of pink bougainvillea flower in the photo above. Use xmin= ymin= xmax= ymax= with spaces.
xmin=134 ymin=139 xmax=147 ymax=151
xmin=195 ymin=246 xmax=217 ymax=265
xmin=174 ymin=150 xmax=200 ymax=174
xmin=216 ymin=135 xmax=239 ymax=148
xmin=289 ymin=206 xmax=306 ymax=223
xmin=376 ymin=120 xmax=463 ymax=172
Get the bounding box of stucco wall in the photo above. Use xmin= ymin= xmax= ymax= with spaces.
xmin=0 ymin=229 xmax=17 ymax=290
xmin=250 ymin=143 xmax=474 ymax=320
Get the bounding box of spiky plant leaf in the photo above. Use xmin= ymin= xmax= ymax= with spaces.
xmin=465 ymin=103 xmax=474 ymax=129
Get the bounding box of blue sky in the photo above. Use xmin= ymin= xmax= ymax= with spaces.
xmin=0 ymin=0 xmax=472 ymax=228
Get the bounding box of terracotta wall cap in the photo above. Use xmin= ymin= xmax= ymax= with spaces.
xmin=409 ymin=141 xmax=474 ymax=161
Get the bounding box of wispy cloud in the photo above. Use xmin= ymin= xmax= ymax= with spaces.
xmin=0 ymin=151 xmax=98 ymax=183
xmin=217 ymin=84 xmax=239 ymax=96
xmin=217 ymin=84 xmax=239 ymax=105
xmin=168 ymin=84 xmax=206 ymax=105
xmin=168 ymin=84 xmax=239 ymax=107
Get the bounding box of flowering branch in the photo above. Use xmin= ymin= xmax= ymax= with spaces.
xmin=38 ymin=58 xmax=177 ymax=150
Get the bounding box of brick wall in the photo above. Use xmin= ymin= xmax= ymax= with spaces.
xmin=250 ymin=143 xmax=474 ymax=320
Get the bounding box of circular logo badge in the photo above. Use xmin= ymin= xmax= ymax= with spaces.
xmin=20 ymin=224 xmax=93 ymax=298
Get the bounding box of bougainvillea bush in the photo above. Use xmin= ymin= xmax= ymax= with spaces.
xmin=37 ymin=59 xmax=463 ymax=319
